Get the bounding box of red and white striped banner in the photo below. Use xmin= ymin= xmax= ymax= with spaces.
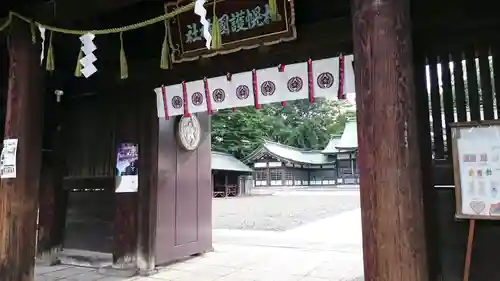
xmin=154 ymin=55 xmax=356 ymax=118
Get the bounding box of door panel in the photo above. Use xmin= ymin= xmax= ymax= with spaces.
xmin=155 ymin=114 xmax=212 ymax=265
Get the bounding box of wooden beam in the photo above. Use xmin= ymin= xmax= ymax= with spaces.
xmin=351 ymin=0 xmax=429 ymax=280
xmin=28 ymin=0 xmax=159 ymax=24
xmin=136 ymin=83 xmax=158 ymax=274
xmin=0 ymin=18 xmax=44 ymax=281
xmin=119 ymin=17 xmax=351 ymax=88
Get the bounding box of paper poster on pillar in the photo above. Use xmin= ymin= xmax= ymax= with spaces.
xmin=115 ymin=143 xmax=139 ymax=193
xmin=0 ymin=139 xmax=18 ymax=179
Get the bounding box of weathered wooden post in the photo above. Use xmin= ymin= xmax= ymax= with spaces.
xmin=350 ymin=0 xmax=430 ymax=280
xmin=0 ymin=18 xmax=44 ymax=281
xmin=37 ymin=83 xmax=67 ymax=265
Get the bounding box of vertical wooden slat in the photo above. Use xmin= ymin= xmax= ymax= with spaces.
xmin=440 ymin=53 xmax=454 ymax=156
xmin=451 ymin=50 xmax=467 ymax=122
xmin=465 ymin=46 xmax=481 ymax=121
xmin=414 ymin=46 xmax=441 ymax=281
xmin=428 ymin=55 xmax=445 ymax=159
xmin=478 ymin=47 xmax=494 ymax=120
xmin=491 ymin=45 xmax=500 ymax=119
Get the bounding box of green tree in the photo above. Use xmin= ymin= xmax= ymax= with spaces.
xmin=211 ymin=99 xmax=355 ymax=158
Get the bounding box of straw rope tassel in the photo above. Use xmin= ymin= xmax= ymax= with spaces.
xmin=211 ymin=0 xmax=222 ymax=50
xmin=160 ymin=17 xmax=170 ymax=69
xmin=74 ymin=49 xmax=83 ymax=77
xmin=269 ymin=0 xmax=278 ymax=21
xmin=119 ymin=32 xmax=128 ymax=79
xmin=46 ymin=31 xmax=55 ymax=71
xmin=30 ymin=21 xmax=36 ymax=44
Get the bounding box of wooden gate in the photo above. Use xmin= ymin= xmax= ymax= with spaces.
xmin=155 ymin=114 xmax=212 ymax=265
xmin=60 ymin=93 xmax=116 ymax=254
xmin=417 ymin=29 xmax=500 ymax=279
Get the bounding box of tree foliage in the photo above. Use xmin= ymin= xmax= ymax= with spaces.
xmin=211 ymin=99 xmax=356 ymax=158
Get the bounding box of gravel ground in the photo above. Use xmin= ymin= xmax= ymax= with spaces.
xmin=212 ymin=191 xmax=360 ymax=231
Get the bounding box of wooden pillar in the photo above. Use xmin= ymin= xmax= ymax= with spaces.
xmin=113 ymin=86 xmax=138 ymax=269
xmin=224 ymin=173 xmax=228 ymax=196
xmin=0 ymin=18 xmax=44 ymax=281
xmin=136 ymin=84 xmax=158 ymax=274
xmin=37 ymin=87 xmax=67 ymax=265
xmin=36 ymin=152 xmax=67 ymax=264
xmin=350 ymin=0 xmax=429 ymax=280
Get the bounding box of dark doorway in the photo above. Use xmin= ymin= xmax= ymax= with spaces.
xmin=58 ymin=93 xmax=116 ymax=266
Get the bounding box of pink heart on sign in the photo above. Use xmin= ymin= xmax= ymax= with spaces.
xmin=470 ymin=201 xmax=486 ymax=214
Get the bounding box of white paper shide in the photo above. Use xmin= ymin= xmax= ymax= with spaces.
xmin=455 ymin=125 xmax=500 ymax=218
xmin=0 ymin=139 xmax=19 ymax=179
xmin=79 ymin=33 xmax=98 ymax=78
xmin=194 ymin=0 xmax=212 ymax=49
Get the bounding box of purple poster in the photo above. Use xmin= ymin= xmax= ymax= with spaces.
xmin=115 ymin=143 xmax=138 ymax=193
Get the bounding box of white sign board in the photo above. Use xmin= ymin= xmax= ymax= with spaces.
xmin=0 ymin=139 xmax=18 ymax=179
xmin=452 ymin=124 xmax=500 ymax=219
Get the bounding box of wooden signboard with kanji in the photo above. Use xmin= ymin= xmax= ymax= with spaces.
xmin=167 ymin=0 xmax=297 ymax=63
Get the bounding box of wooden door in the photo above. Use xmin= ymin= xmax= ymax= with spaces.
xmin=155 ymin=114 xmax=212 ymax=265
xmin=60 ymin=94 xmax=116 ymax=253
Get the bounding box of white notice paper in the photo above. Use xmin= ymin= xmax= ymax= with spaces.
xmin=0 ymin=139 xmax=18 ymax=179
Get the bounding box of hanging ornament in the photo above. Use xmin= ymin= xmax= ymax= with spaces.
xmin=119 ymin=32 xmax=128 ymax=80
xmin=160 ymin=23 xmax=171 ymax=69
xmin=79 ymin=32 xmax=97 ymax=78
xmin=38 ymin=26 xmax=46 ymax=66
xmin=268 ymin=0 xmax=279 ymax=21
xmin=194 ymin=0 xmax=212 ymax=50
xmin=45 ymin=31 xmax=55 ymax=72
xmin=210 ymin=0 xmax=222 ymax=50
xmin=74 ymin=49 xmax=83 ymax=77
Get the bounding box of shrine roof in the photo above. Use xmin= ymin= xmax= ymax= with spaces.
xmin=336 ymin=120 xmax=358 ymax=150
xmin=212 ymin=151 xmax=253 ymax=172
xmin=244 ymin=141 xmax=334 ymax=165
xmin=321 ymin=136 xmax=342 ymax=154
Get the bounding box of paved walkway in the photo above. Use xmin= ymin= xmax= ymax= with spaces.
xmin=36 ymin=193 xmax=364 ymax=281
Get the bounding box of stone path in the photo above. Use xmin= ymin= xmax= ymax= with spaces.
xmin=36 ymin=191 xmax=364 ymax=281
